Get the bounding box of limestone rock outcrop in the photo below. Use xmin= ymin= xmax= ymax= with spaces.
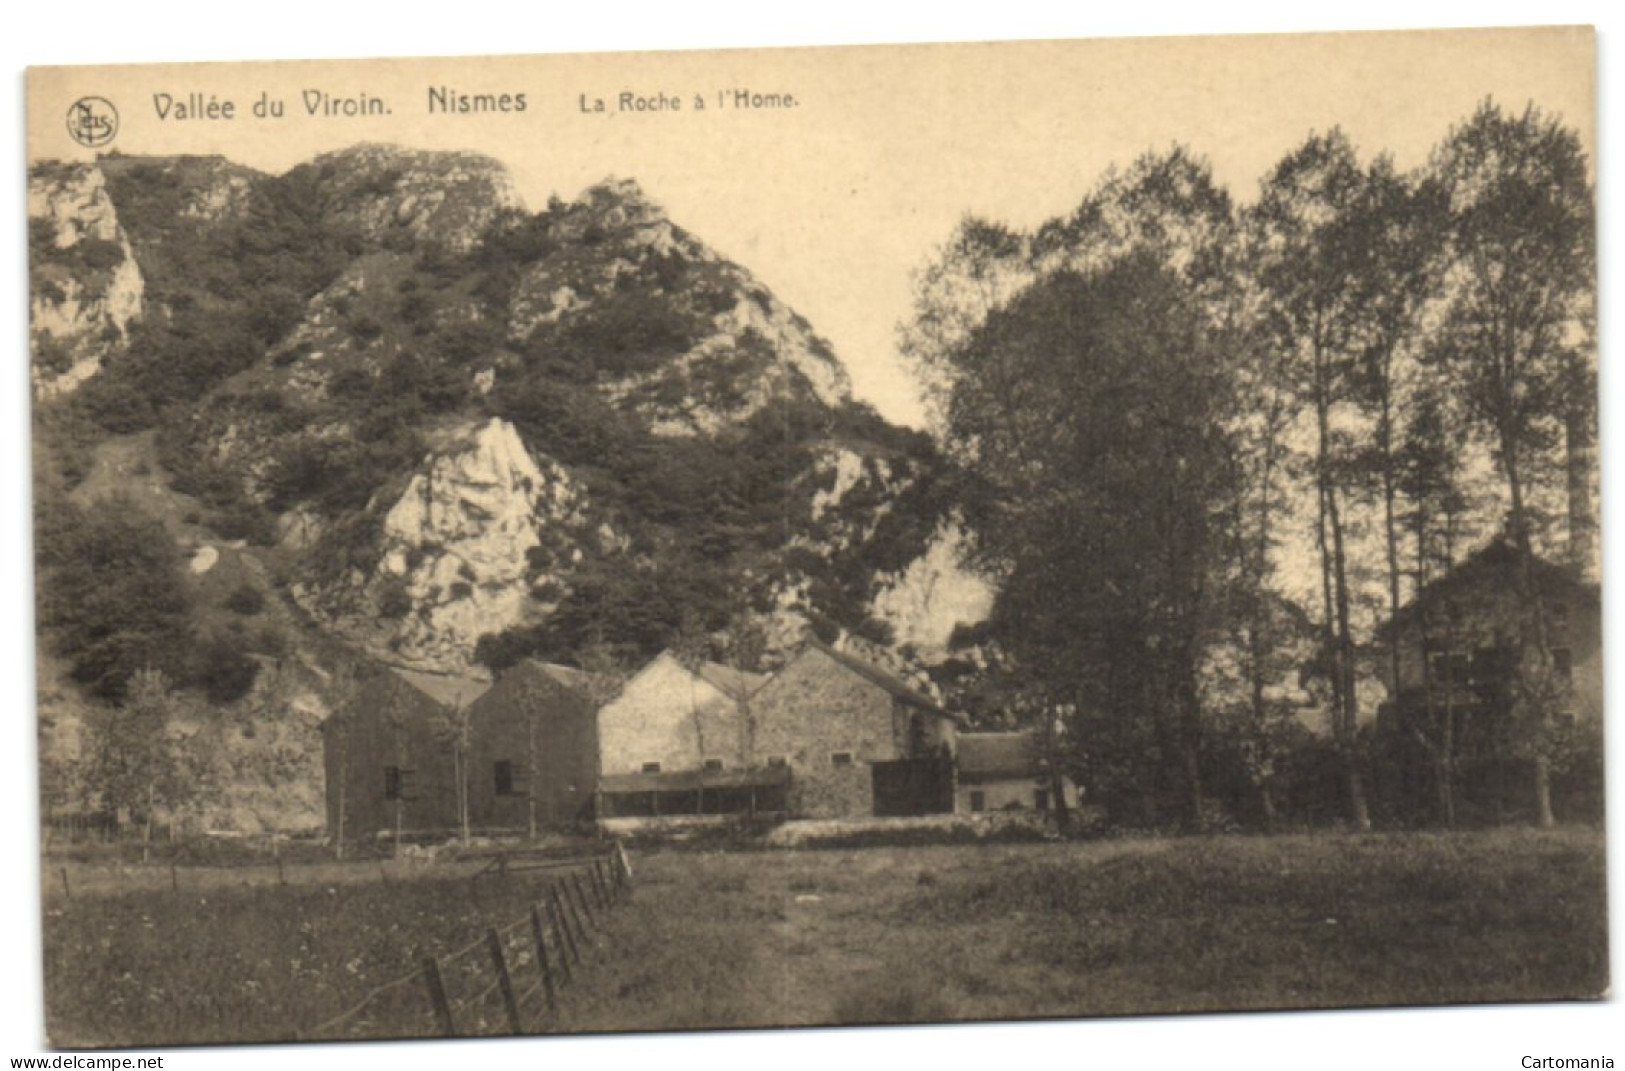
xmin=28 ymin=162 xmax=144 ymax=398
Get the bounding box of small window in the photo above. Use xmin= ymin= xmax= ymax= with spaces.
xmin=641 ymin=761 xmax=662 ymax=774
xmin=968 ymin=791 xmax=985 ymax=813
xmin=766 ymin=756 xmax=788 ymax=768
xmin=1034 ymin=789 xmax=1051 ymax=812
xmin=830 ymin=751 xmax=854 ymax=767
xmin=703 ymin=758 xmax=724 ymax=772
xmin=1430 ymin=651 xmax=1472 ymax=689
xmin=494 ymin=761 xmax=516 ymax=797
xmin=1552 ymin=648 xmax=1574 ymax=683
xmin=384 ymin=766 xmax=402 ymax=801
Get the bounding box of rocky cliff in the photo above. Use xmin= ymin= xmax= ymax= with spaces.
xmin=31 ymin=143 xmax=995 ymax=769
xmin=28 ymin=162 xmax=144 ymax=398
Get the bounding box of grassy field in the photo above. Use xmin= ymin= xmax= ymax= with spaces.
xmin=550 ymin=828 xmax=1609 ymax=1030
xmin=44 ymin=862 xmax=599 ymax=1048
xmin=42 ymin=828 xmax=1608 ymax=1046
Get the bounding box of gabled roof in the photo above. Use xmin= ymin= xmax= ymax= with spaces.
xmin=957 ymin=732 xmax=1043 ymax=778
xmin=472 ymin=659 xmax=598 ymax=704
xmin=694 ymin=661 xmax=768 ymax=700
xmin=1380 ymin=537 xmax=1599 ymax=641
xmin=612 ymin=650 xmax=764 ymax=705
xmin=322 ymin=663 xmax=480 ymax=732
xmin=389 ymin=666 xmax=492 ymax=710
xmin=540 ymin=663 xmax=584 ymax=688
xmin=806 ymin=640 xmax=954 ymax=720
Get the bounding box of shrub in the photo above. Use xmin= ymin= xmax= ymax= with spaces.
xmin=188 ymin=633 xmax=260 ymax=704
xmin=376 ymin=577 xmax=413 ymax=619
xmin=223 ymin=584 xmax=265 ymax=615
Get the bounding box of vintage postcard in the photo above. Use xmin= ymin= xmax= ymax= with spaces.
xmin=24 ymin=27 xmax=1604 ymax=1053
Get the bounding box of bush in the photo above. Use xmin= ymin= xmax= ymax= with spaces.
xmin=188 ymin=633 xmax=260 ymax=704
xmin=223 ymin=584 xmax=265 ymax=615
xmin=376 ymin=577 xmax=413 ymax=619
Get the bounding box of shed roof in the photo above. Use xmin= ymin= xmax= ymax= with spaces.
xmin=598 ymin=764 xmax=791 ymax=794
xmin=957 ymin=732 xmax=1043 ymax=779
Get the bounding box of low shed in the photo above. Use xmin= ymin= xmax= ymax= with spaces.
xmin=955 ymin=732 xmax=1080 ymax=815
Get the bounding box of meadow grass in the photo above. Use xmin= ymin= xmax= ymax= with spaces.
xmin=552 ymin=828 xmax=1608 ymax=1030
xmin=44 ymin=866 xmax=578 ymax=1047
xmin=42 ymin=827 xmax=1608 ymax=1045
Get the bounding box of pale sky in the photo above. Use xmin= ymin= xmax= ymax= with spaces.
xmin=27 ymin=27 xmax=1594 ymax=427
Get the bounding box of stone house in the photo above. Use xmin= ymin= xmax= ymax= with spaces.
xmin=321 ymin=666 xmax=490 ymax=843
xmin=463 ymin=659 xmax=600 ymax=832
xmin=1376 ymin=538 xmax=1602 ymax=816
xmin=954 ymin=731 xmax=1081 ymax=815
xmin=749 ymin=640 xmax=959 ymax=818
xmin=594 ymin=650 xmax=779 ymax=817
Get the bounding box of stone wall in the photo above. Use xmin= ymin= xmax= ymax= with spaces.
xmin=750 ymin=646 xmax=905 ymax=818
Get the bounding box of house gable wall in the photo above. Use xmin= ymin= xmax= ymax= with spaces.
xmin=597 ymin=652 xmax=744 ymax=777
xmin=323 ymin=674 xmax=459 ymax=839
xmin=466 ymin=662 xmax=599 ymax=829
xmin=1391 ymin=573 xmax=1602 ymax=722
xmin=749 ymin=647 xmax=906 ymax=818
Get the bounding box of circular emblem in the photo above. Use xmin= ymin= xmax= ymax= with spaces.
xmin=66 ymin=97 xmax=118 ymax=148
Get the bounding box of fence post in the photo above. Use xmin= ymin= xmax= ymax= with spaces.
xmin=170 ymin=864 xmax=179 ymax=894
xmin=569 ymin=873 xmax=595 ymax=934
xmin=550 ymin=897 xmax=576 ymax=983
xmin=615 ymin=840 xmax=633 ymax=883
xmin=590 ymin=859 xmax=608 ymax=909
xmin=529 ymin=903 xmax=558 ymax=1013
xmin=420 ymin=955 xmax=455 ymax=1037
xmin=550 ymin=886 xmax=581 ymax=968
xmin=59 ymin=867 xmax=70 ymax=901
xmin=486 ymin=928 xmax=523 ymax=1035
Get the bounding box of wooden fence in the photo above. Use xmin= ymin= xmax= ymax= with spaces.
xmin=301 ymin=844 xmax=633 ymax=1040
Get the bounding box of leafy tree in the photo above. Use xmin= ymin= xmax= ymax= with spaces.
xmin=37 ymin=495 xmax=192 ymax=702
xmin=1426 ymin=100 xmax=1595 ymax=826
xmin=1343 ymin=160 xmax=1450 ymax=704
xmin=948 ymin=254 xmax=1240 ymax=829
xmin=1394 ymin=388 xmax=1478 ymax=826
xmin=85 ymin=669 xmax=210 ymax=856
xmin=899 ymin=216 xmax=1032 ymax=427
xmin=1249 ymin=129 xmax=1378 ymax=831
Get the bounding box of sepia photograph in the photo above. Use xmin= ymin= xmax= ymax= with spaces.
xmin=12 ymin=14 xmax=1615 ymax=1063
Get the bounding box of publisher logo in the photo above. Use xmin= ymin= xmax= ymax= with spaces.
xmin=66 ymin=97 xmax=118 ymax=148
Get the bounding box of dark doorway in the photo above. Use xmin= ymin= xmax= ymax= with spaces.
xmin=872 ymin=757 xmax=953 ymax=816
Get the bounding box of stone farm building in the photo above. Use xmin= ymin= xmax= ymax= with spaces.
xmin=1377 ymin=538 xmax=1603 ymax=820
xmin=954 ymin=731 xmax=1080 ymax=816
xmin=321 ymin=666 xmax=491 ymax=843
xmin=323 ymin=641 xmax=1094 ymax=837
xmin=464 ymin=659 xmax=601 ymax=832
xmin=594 ymin=650 xmax=783 ymax=818
xmin=750 ymin=641 xmax=960 ymax=818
